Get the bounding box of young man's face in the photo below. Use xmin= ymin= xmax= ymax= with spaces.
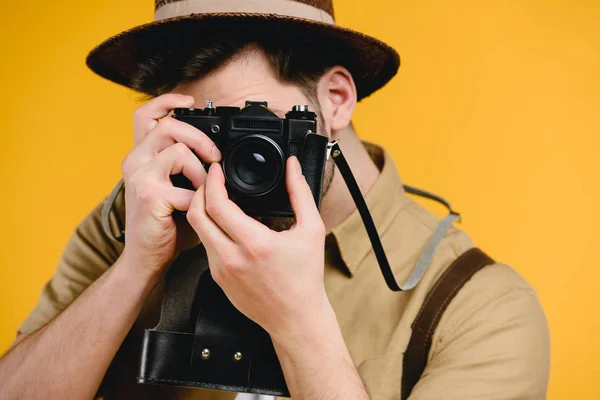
xmin=173 ymin=47 xmax=326 ymax=128
xmin=173 ymin=47 xmax=335 ymax=229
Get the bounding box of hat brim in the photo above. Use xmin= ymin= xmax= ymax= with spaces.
xmin=86 ymin=13 xmax=400 ymax=101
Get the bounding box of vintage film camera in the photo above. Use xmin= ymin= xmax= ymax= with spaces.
xmin=171 ymin=100 xmax=329 ymax=217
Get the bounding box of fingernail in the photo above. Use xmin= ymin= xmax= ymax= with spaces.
xmin=210 ymin=162 xmax=222 ymax=174
xmin=211 ymin=145 xmax=221 ymax=160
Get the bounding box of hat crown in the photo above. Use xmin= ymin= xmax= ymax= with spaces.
xmin=155 ymin=0 xmax=335 ymax=20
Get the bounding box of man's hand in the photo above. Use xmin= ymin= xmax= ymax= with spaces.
xmin=0 ymin=93 xmax=225 ymax=400
xmin=120 ymin=93 xmax=221 ymax=280
xmin=186 ymin=156 xmax=328 ymax=337
xmin=187 ymin=157 xmax=369 ymax=399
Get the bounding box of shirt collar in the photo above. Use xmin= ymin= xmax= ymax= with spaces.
xmin=328 ymin=142 xmax=408 ymax=276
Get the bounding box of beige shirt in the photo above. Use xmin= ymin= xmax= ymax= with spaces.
xmin=19 ymin=143 xmax=550 ymax=399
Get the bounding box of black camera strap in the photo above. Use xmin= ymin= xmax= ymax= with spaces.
xmin=326 ymin=140 xmax=461 ymax=292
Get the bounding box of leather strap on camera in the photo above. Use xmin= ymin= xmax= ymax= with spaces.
xmin=327 ymin=140 xmax=461 ymax=292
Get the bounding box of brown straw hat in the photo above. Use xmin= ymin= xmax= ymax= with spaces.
xmin=86 ymin=0 xmax=400 ymax=101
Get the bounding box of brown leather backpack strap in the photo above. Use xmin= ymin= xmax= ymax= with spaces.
xmin=401 ymin=248 xmax=495 ymax=399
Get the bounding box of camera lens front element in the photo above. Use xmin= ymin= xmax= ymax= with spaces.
xmin=236 ymin=148 xmax=270 ymax=186
xmin=224 ymin=135 xmax=284 ymax=196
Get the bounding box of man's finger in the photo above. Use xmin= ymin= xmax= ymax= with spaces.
xmin=163 ymin=187 xmax=195 ymax=212
xmin=187 ymin=182 xmax=236 ymax=251
xmin=285 ymin=156 xmax=322 ymax=228
xmin=204 ymin=163 xmax=270 ymax=243
xmin=149 ymin=143 xmax=207 ymax=189
xmin=142 ymin=116 xmax=221 ymax=163
xmin=133 ymin=93 xmax=195 ymax=144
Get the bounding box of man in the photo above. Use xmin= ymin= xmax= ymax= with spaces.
xmin=0 ymin=0 xmax=550 ymax=399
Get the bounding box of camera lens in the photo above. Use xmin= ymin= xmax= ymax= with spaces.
xmin=236 ymin=147 xmax=271 ymax=186
xmin=225 ymin=135 xmax=284 ymax=196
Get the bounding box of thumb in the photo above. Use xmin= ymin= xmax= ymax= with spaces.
xmin=286 ymin=156 xmax=321 ymax=228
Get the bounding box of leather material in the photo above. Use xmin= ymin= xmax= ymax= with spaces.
xmin=401 ymin=248 xmax=495 ymax=399
xmin=299 ymin=132 xmax=329 ymax=211
xmin=138 ymin=329 xmax=289 ymax=396
xmin=138 ymin=248 xmax=290 ymax=397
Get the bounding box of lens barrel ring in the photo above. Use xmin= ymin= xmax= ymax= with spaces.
xmin=223 ymin=134 xmax=284 ymax=196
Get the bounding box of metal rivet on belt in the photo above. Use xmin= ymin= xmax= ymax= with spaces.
xmin=233 ymin=352 xmax=243 ymax=361
xmin=201 ymin=348 xmax=211 ymax=359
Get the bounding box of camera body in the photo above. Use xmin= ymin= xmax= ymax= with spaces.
xmin=172 ymin=101 xmax=329 ymax=217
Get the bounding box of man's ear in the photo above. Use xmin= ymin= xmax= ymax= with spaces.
xmin=318 ymin=66 xmax=357 ymax=132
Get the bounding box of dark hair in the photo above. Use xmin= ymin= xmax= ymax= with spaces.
xmin=132 ymin=31 xmax=339 ymax=107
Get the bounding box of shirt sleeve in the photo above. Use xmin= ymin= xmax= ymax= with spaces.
xmin=408 ymin=263 xmax=551 ymax=400
xmin=18 ymin=189 xmax=126 ymax=335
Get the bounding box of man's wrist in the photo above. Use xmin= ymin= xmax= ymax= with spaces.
xmin=269 ymin=294 xmax=340 ymax=354
xmin=269 ymin=295 xmax=368 ymax=399
xmin=115 ymin=249 xmax=165 ymax=295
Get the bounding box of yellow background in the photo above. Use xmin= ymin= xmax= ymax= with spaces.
xmin=1 ymin=0 xmax=598 ymax=398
